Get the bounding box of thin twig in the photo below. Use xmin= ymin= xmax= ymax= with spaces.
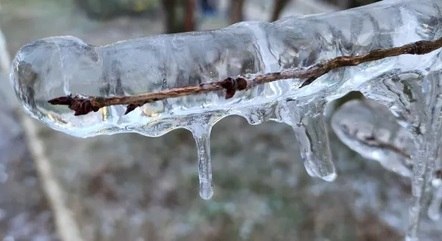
xmin=49 ymin=37 xmax=442 ymax=116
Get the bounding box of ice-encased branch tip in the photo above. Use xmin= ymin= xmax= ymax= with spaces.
xmin=48 ymin=37 xmax=442 ymax=116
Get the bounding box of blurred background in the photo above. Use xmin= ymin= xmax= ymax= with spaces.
xmin=2 ymin=0 xmax=441 ymax=241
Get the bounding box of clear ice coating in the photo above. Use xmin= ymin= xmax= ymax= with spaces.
xmin=9 ymin=0 xmax=442 ymax=239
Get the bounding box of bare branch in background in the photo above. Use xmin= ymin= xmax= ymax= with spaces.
xmin=48 ymin=37 xmax=442 ymax=116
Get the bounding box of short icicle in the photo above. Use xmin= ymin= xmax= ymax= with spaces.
xmin=428 ymin=183 xmax=442 ymax=220
xmin=190 ymin=119 xmax=214 ymax=200
xmin=406 ymin=148 xmax=428 ymax=241
xmin=280 ymin=99 xmax=337 ymax=181
xmin=408 ymin=70 xmax=442 ymax=240
xmin=428 ymin=156 xmax=442 ymax=220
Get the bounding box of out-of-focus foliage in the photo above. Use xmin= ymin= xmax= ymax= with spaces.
xmin=74 ymin=0 xmax=159 ymax=19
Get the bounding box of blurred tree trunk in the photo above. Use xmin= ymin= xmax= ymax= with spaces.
xmin=270 ymin=0 xmax=291 ymax=21
xmin=228 ymin=0 xmax=292 ymax=24
xmin=348 ymin=0 xmax=380 ymax=8
xmin=229 ymin=0 xmax=245 ymax=24
xmin=162 ymin=0 xmax=196 ymax=33
xmin=184 ymin=0 xmax=196 ymax=32
xmin=162 ymin=0 xmax=178 ymax=33
xmin=327 ymin=0 xmax=380 ymax=8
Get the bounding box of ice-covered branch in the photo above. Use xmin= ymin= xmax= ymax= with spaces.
xmin=47 ymin=37 xmax=442 ymax=115
xmin=9 ymin=0 xmax=442 ymax=239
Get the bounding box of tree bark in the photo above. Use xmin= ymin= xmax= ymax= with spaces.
xmin=271 ymin=0 xmax=291 ymax=21
xmin=184 ymin=0 xmax=196 ymax=32
xmin=229 ymin=0 xmax=245 ymax=24
xmin=162 ymin=0 xmax=196 ymax=33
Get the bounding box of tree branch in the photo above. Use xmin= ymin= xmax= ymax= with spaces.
xmin=48 ymin=37 xmax=442 ymax=116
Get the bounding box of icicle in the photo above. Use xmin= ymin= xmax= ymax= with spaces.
xmin=428 ymin=150 xmax=442 ymax=220
xmin=188 ymin=116 xmax=215 ymax=200
xmin=426 ymin=70 xmax=442 ymax=221
xmin=406 ymin=148 xmax=428 ymax=241
xmin=428 ymin=179 xmax=442 ymax=220
xmin=279 ymin=99 xmax=336 ymax=182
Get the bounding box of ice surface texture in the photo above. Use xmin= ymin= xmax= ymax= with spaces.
xmin=10 ymin=0 xmax=442 ymax=239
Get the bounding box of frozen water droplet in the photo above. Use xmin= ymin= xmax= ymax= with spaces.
xmin=331 ymin=99 xmax=414 ymax=177
xmin=280 ymin=100 xmax=337 ymax=181
xmin=189 ymin=119 xmax=214 ymax=200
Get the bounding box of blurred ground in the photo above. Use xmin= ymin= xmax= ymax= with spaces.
xmin=0 ymin=0 xmax=440 ymax=241
xmin=0 ymin=29 xmax=58 ymax=240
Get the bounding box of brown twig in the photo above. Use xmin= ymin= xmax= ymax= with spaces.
xmin=49 ymin=37 xmax=442 ymax=116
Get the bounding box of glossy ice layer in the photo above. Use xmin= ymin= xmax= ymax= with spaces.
xmin=11 ymin=0 xmax=441 ymax=138
xmin=10 ymin=0 xmax=442 ymax=239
